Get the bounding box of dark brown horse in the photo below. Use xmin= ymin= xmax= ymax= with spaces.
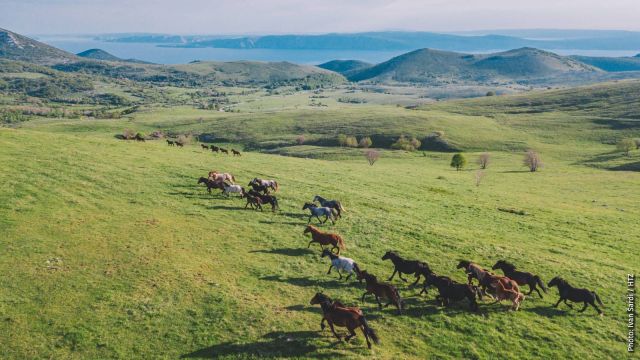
xmin=303 ymin=225 xmax=345 ymax=254
xmin=548 ymin=277 xmax=604 ymax=315
xmin=243 ymin=190 xmax=263 ymax=211
xmin=492 ymin=260 xmax=547 ymax=298
xmin=166 ymin=140 xmax=175 ymax=146
xmin=232 ymin=149 xmax=241 ymax=156
xmin=423 ymin=272 xmax=479 ymax=311
xmin=200 ymin=144 xmax=209 ymax=150
xmin=247 ymin=189 xmax=279 ymax=211
xmin=381 ymin=251 xmax=431 ymax=286
xmin=310 ymin=293 xmax=379 ymax=349
xmin=197 ymin=177 xmax=225 ymax=193
xmin=210 ymin=145 xmax=219 ymax=152
xmin=219 ymin=147 xmax=229 ymax=154
xmin=175 ymin=142 xmax=184 ymax=148
xmin=356 ymin=270 xmax=403 ymax=314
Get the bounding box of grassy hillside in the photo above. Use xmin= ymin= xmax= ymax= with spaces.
xmin=347 ymin=48 xmax=599 ymax=84
xmin=0 ymin=28 xmax=79 ymax=65
xmin=77 ymin=49 xmax=123 ymax=62
xmin=571 ymin=55 xmax=640 ymax=72
xmin=317 ymin=60 xmax=373 ymax=77
xmin=0 ymin=123 xmax=638 ymax=359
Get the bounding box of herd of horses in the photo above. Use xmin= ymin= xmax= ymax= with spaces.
xmin=166 ymin=140 xmax=241 ymax=156
xmin=192 ymin=154 xmax=605 ymax=351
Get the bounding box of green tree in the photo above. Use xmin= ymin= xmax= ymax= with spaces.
xmin=450 ymin=153 xmax=467 ymax=171
xmin=337 ymin=134 xmax=347 ymax=147
xmin=617 ymin=138 xmax=635 ymax=156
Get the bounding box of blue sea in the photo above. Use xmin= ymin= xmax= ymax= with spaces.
xmin=37 ymin=36 xmax=640 ymax=65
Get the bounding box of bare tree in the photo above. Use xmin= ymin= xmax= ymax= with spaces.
xmin=477 ymin=152 xmax=491 ymax=169
xmin=523 ymin=150 xmax=543 ymax=172
xmin=296 ymin=134 xmax=305 ymax=145
xmin=365 ymin=149 xmax=380 ymax=166
xmin=475 ymin=170 xmax=485 ymax=186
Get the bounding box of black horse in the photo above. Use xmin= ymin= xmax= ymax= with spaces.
xmin=313 ymin=195 xmax=346 ymax=218
xmin=548 ymin=277 xmax=604 ymax=315
xmin=197 ymin=177 xmax=224 ymax=193
xmin=247 ymin=189 xmax=279 ymax=211
xmin=248 ymin=181 xmax=271 ymax=194
xmin=381 ymin=251 xmax=431 ymax=286
xmin=210 ymin=145 xmax=219 ymax=152
xmin=492 ymin=260 xmax=547 ymax=298
xmin=423 ymin=273 xmax=479 ymax=311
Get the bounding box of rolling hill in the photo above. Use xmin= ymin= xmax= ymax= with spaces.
xmin=0 ymin=28 xmax=78 ymax=65
xmin=317 ymin=60 xmax=372 ymax=77
xmin=571 ymin=55 xmax=640 ymax=72
xmin=77 ymin=48 xmax=123 ymax=61
xmin=347 ymin=47 xmax=600 ymax=84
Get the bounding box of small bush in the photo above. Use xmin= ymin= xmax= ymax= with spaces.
xmin=486 ymin=91 xmax=496 ymax=96
xmin=523 ymin=150 xmax=543 ymax=172
xmin=477 ymin=152 xmax=491 ymax=169
xmin=149 ymin=130 xmax=164 ymax=139
xmin=122 ymin=128 xmax=135 ymax=140
xmin=617 ymin=138 xmax=635 ymax=156
xmin=176 ymin=134 xmax=192 ymax=146
xmin=296 ymin=135 xmax=305 ymax=145
xmin=450 ymin=153 xmax=467 ymax=171
xmin=358 ymin=137 xmax=373 ymax=148
xmin=391 ymin=135 xmax=421 ymax=151
xmin=337 ymin=134 xmax=347 ymax=147
xmin=345 ymin=136 xmax=358 ymax=148
xmin=634 ymin=138 xmax=640 ymax=149
xmin=365 ymin=149 xmax=380 ymax=166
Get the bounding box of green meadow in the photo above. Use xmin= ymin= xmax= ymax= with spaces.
xmin=1 ymin=80 xmax=640 ymax=359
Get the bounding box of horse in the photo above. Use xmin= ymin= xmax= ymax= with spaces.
xmin=491 ymin=279 xmax=526 ymax=311
xmin=422 ymin=272 xmax=479 ymax=311
xmin=222 ymin=183 xmax=244 ymax=198
xmin=356 ymin=270 xmax=403 ymax=314
xmin=200 ymin=144 xmax=209 ymax=150
xmin=166 ymin=140 xmax=175 ymax=146
xmin=381 ymin=251 xmax=431 ymax=286
xmin=197 ymin=177 xmax=225 ymax=194
xmin=209 ymin=171 xmax=236 ymax=184
xmin=134 ymin=134 xmax=145 ymax=142
xmin=220 ymin=148 xmax=229 ymax=155
xmin=548 ymin=277 xmax=604 ymax=315
xmin=321 ymin=249 xmax=361 ymax=280
xmin=243 ymin=190 xmax=263 ymax=210
xmin=310 ymin=293 xmax=380 ymax=349
xmin=232 ymin=149 xmax=242 ymax=156
xmin=313 ymin=195 xmax=345 ymax=218
xmin=247 ymin=189 xmax=279 ymax=211
xmin=302 ymin=203 xmax=336 ymax=224
xmin=175 ymin=142 xmax=184 ymax=148
xmin=210 ymin=145 xmax=219 ymax=152
xmin=250 ymin=178 xmax=278 ymax=193
xmin=492 ymin=260 xmax=547 ymax=298
xmin=303 ymin=225 xmax=345 ymax=254
xmin=248 ymin=181 xmax=271 ymax=194
xmin=457 ymin=260 xmax=518 ymax=299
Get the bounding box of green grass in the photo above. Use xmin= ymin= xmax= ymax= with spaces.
xmin=1 ymin=123 xmax=638 ymax=358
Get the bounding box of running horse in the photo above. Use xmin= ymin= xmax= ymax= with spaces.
xmin=208 ymin=171 xmax=236 ymax=184
xmin=249 ymin=178 xmax=278 ymax=193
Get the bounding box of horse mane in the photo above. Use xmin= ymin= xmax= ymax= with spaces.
xmin=500 ymin=260 xmax=516 ymax=270
xmin=457 ymin=260 xmax=472 ymax=269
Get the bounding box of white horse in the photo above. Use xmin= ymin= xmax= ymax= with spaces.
xmin=222 ymin=183 xmax=244 ymax=197
xmin=321 ymin=249 xmax=360 ymax=280
xmin=209 ymin=171 xmax=236 ymax=184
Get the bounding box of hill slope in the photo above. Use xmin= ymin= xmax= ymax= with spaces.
xmin=571 ymin=55 xmax=640 ymax=72
xmin=317 ymin=60 xmax=372 ymax=77
xmin=349 ymin=47 xmax=599 ymax=84
xmin=0 ymin=28 xmax=78 ymax=65
xmin=76 ymin=49 xmax=122 ymax=61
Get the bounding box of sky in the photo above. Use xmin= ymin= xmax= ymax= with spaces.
xmin=2 ymin=0 xmax=640 ymax=35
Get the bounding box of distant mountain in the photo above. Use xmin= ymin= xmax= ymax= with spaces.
xmin=77 ymin=48 xmax=122 ymax=61
xmin=347 ymin=47 xmax=599 ymax=84
xmin=570 ymin=55 xmax=640 ymax=72
xmin=77 ymin=48 xmax=151 ymax=64
xmin=0 ymin=28 xmax=78 ymax=65
xmin=317 ymin=60 xmax=372 ymax=77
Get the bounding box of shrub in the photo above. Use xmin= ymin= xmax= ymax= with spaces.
xmin=391 ymin=135 xmax=421 ymax=151
xmin=486 ymin=91 xmax=496 ymax=96
xmin=149 ymin=130 xmax=164 ymax=139
xmin=450 ymin=153 xmax=467 ymax=171
xmin=523 ymin=150 xmax=543 ymax=172
xmin=634 ymin=138 xmax=640 ymax=150
xmin=345 ymin=136 xmax=358 ymax=148
xmin=176 ymin=134 xmax=192 ymax=146
xmin=337 ymin=134 xmax=347 ymax=147
xmin=617 ymin=138 xmax=636 ymax=156
xmin=122 ymin=128 xmax=135 ymax=140
xmin=477 ymin=152 xmax=491 ymax=169
xmin=296 ymin=134 xmax=305 ymax=145
xmin=358 ymin=137 xmax=373 ymax=148
xmin=365 ymin=149 xmax=380 ymax=166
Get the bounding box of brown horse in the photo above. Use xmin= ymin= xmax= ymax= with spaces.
xmin=356 ymin=270 xmax=403 ymax=314
xmin=243 ymin=190 xmax=263 ymax=211
xmin=303 ymin=225 xmax=345 ymax=254
xmin=200 ymin=144 xmax=209 ymax=150
xmin=457 ymin=260 xmax=518 ymax=299
xmin=166 ymin=140 xmax=175 ymax=146
xmin=492 ymin=279 xmax=526 ymax=311
xmin=310 ymin=293 xmax=379 ymax=349
xmin=197 ymin=177 xmax=225 ymax=193
xmin=492 ymin=260 xmax=547 ymax=298
xmin=220 ymin=148 xmax=229 ymax=155
xmin=232 ymin=149 xmax=241 ymax=156
xmin=208 ymin=171 xmax=236 ymax=184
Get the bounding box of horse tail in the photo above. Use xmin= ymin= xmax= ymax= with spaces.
xmin=593 ymin=292 xmax=604 ymax=307
xmin=353 ymin=262 xmax=361 ymax=276
xmin=392 ymin=287 xmax=403 ymax=309
xmin=337 ymin=235 xmax=346 ymax=250
xmin=273 ymin=181 xmax=278 ymax=191
xmin=534 ymin=275 xmax=547 ymax=293
xmin=360 ymin=316 xmax=380 ymax=345
xmin=231 ymin=175 xmax=236 ymax=182
xmin=338 ymin=201 xmax=346 ymax=212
